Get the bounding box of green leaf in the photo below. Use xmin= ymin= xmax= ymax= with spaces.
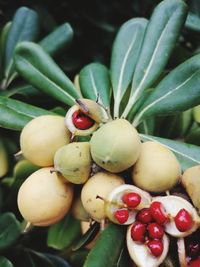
xmin=0 ymin=96 xmax=54 ymax=130
xmin=39 ymin=23 xmax=73 ymax=56
xmin=133 ymin=54 xmax=200 ymax=126
xmin=185 ymin=12 xmax=200 ymax=32
xmin=79 ymin=63 xmax=111 ymax=109
xmin=83 ymin=224 xmax=126 ymax=267
xmin=110 ymin=18 xmax=148 ymax=118
xmin=140 ymin=134 xmax=200 ymax=171
xmin=0 ymin=256 xmax=14 ymax=267
xmin=70 ymin=249 xmax=89 ymax=267
xmin=0 ymin=212 xmax=21 ymax=250
xmin=122 ymin=0 xmax=188 ymax=118
xmin=45 ymin=254 xmax=71 ymax=267
xmin=14 ymin=249 xmax=56 ymax=267
xmin=14 ymin=42 xmax=80 ymax=106
xmin=0 ymin=84 xmax=39 ymax=98
xmin=47 ymin=213 xmax=81 ymax=250
xmin=0 ymin=22 xmax=12 ymax=77
xmin=72 ymin=222 xmax=100 ymax=251
xmin=13 ymin=159 xmax=39 ymax=180
xmin=4 ymin=7 xmax=39 ymax=87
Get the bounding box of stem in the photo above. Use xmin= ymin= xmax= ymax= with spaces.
xmin=113 ymin=98 xmax=120 ymax=119
xmin=100 ymin=219 xmax=105 ymax=231
xmin=96 ymin=195 xmax=127 ymax=209
xmin=23 ymin=222 xmax=33 ymax=233
xmin=14 ymin=150 xmax=23 ymax=158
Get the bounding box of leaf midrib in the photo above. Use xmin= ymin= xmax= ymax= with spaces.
xmin=134 ymin=69 xmax=199 ymax=125
xmin=17 ymin=55 xmax=76 ymax=103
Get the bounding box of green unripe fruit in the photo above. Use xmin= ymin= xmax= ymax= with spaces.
xmin=20 ymin=115 xmax=70 ymax=167
xmin=54 ymin=142 xmax=92 ymax=184
xmin=90 ymin=119 xmax=141 ymax=173
xmin=81 ymin=172 xmax=124 ymax=222
xmin=132 ymin=141 xmax=181 ymax=193
xmin=17 ymin=168 xmax=73 ymax=226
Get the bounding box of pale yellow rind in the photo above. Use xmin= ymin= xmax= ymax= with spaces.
xmin=17 ymin=167 xmax=73 ymax=226
xmin=20 ymin=115 xmax=70 ymax=166
xmin=132 ymin=141 xmax=181 ymax=192
xmin=182 ymin=165 xmax=200 ymax=213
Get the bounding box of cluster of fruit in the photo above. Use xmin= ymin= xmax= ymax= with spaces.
xmin=16 ymin=98 xmax=200 ymax=266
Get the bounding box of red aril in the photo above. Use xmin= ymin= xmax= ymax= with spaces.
xmin=147 ymin=223 xmax=164 ymax=239
xmin=136 ymin=208 xmax=152 ymax=224
xmin=147 ymin=239 xmax=164 ymax=257
xmin=122 ymin=192 xmax=141 ymax=208
xmin=174 ymin=209 xmax=194 ymax=232
xmin=150 ymin=201 xmax=169 ymax=225
xmin=72 ymin=110 xmax=94 ymax=130
xmin=114 ymin=209 xmax=129 ymax=224
xmin=189 ymin=258 xmax=200 ymax=267
xmin=130 ymin=221 xmax=146 ymax=242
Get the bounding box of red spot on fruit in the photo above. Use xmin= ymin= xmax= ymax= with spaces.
xmin=72 ymin=110 xmax=95 ymax=130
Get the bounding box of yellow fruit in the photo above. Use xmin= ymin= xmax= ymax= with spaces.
xmin=132 ymin=141 xmax=181 ymax=193
xmin=90 ymin=119 xmax=141 ymax=173
xmin=182 ymin=165 xmax=200 ymax=213
xmin=81 ymin=172 xmax=124 ymax=222
xmin=17 ymin=167 xmax=73 ymax=226
xmin=20 ymin=115 xmax=70 ymax=166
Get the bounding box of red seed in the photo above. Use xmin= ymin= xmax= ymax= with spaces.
xmin=147 ymin=239 xmax=164 ymax=257
xmin=122 ymin=192 xmax=141 ymax=208
xmin=150 ymin=201 xmax=169 ymax=225
xmin=72 ymin=110 xmax=94 ymax=130
xmin=114 ymin=209 xmax=129 ymax=224
xmin=174 ymin=209 xmax=194 ymax=232
xmin=130 ymin=221 xmax=146 ymax=242
xmin=188 ymin=258 xmax=200 ymax=267
xmin=147 ymin=223 xmax=164 ymax=239
xmin=137 ymin=208 xmax=153 ymax=224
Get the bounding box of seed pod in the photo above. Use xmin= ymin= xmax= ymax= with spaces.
xmin=54 ymin=142 xmax=92 ymax=184
xmin=17 ymin=167 xmax=73 ymax=226
xmin=65 ymin=105 xmax=99 ymax=136
xmin=90 ymin=119 xmax=141 ymax=173
xmin=20 ymin=115 xmax=70 ymax=166
xmin=81 ymin=172 xmax=124 ymax=222
xmin=76 ymin=98 xmax=110 ymax=123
